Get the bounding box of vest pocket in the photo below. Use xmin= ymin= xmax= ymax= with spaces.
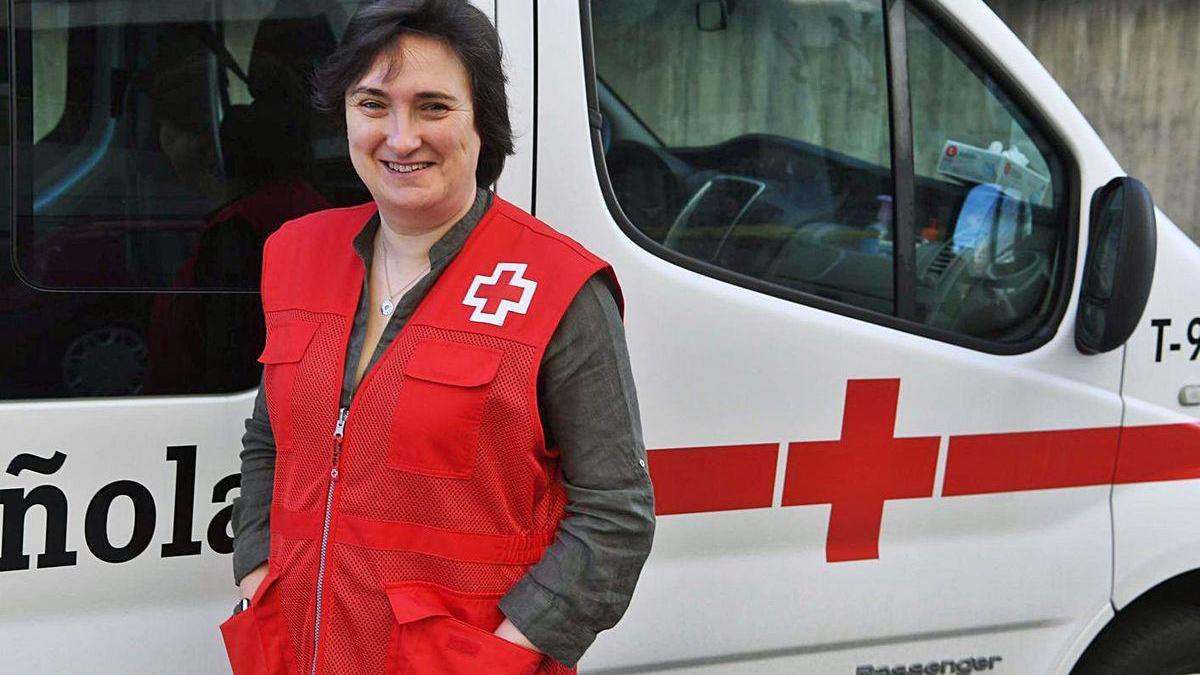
xmin=384 ymin=581 xmax=543 ymax=675
xmin=388 ymin=340 xmax=503 ymax=478
xmin=219 ymin=572 xmax=284 ymax=675
xmin=258 ymin=317 xmax=320 ymax=453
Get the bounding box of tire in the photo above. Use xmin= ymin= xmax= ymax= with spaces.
xmin=1072 ymin=601 xmax=1200 ymax=675
xmin=60 ymin=322 xmax=149 ymax=397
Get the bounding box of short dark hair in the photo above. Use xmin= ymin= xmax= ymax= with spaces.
xmin=312 ymin=0 xmax=513 ymax=187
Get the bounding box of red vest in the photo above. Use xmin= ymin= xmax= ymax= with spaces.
xmin=220 ymin=197 xmax=619 ymax=675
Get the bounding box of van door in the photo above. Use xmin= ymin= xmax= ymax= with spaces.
xmin=537 ymin=1 xmax=1127 ymax=672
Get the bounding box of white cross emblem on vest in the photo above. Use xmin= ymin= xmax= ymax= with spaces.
xmin=462 ymin=262 xmax=538 ymax=326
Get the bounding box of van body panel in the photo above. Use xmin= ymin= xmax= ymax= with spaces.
xmin=1048 ymin=603 xmax=1117 ymax=675
xmin=494 ymin=0 xmax=534 ymax=210
xmin=0 ymin=391 xmax=255 ymax=675
xmin=1112 ymin=211 xmax=1200 ymax=608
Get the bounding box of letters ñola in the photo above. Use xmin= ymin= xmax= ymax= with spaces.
xmin=0 ymin=446 xmax=237 ymax=572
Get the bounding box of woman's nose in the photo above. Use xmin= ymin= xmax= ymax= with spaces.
xmin=385 ymin=114 xmax=422 ymax=155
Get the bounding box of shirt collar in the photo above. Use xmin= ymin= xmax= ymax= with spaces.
xmin=351 ymin=188 xmax=494 ymax=269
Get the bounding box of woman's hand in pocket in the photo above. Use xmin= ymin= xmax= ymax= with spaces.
xmin=493 ymin=618 xmax=540 ymax=652
xmin=238 ymin=562 xmax=269 ymax=603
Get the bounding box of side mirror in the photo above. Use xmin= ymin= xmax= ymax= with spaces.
xmin=696 ymin=1 xmax=733 ymax=32
xmin=1076 ymin=177 xmax=1157 ymax=354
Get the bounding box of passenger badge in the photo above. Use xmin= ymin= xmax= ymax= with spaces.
xmin=462 ymin=262 xmax=538 ymax=326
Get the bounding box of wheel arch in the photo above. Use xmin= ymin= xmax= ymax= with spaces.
xmin=1062 ymin=567 xmax=1200 ymax=673
xmin=1115 ymin=566 xmax=1200 ymax=611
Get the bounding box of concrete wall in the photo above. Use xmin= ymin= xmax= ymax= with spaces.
xmin=987 ymin=0 xmax=1200 ymax=244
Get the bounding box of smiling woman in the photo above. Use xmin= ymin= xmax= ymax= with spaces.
xmin=223 ymin=2 xmax=655 ymax=675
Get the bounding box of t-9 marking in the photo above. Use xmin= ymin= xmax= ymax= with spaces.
xmin=1150 ymin=317 xmax=1200 ymax=362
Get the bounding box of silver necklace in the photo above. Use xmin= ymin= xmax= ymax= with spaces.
xmin=376 ymin=233 xmax=430 ymax=317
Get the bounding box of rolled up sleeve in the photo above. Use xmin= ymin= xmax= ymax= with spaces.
xmin=498 ymin=274 xmax=656 ymax=667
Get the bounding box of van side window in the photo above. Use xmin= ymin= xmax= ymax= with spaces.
xmin=592 ymin=0 xmax=896 ymax=314
xmin=3 ymin=0 xmax=363 ymax=399
xmin=18 ymin=2 xmax=342 ymax=292
xmin=591 ymin=1 xmax=1072 ymax=348
xmin=905 ymin=7 xmax=1068 ymax=341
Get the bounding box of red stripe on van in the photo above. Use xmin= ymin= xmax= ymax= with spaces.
xmin=646 ymin=443 xmax=778 ymax=515
xmin=942 ymin=427 xmax=1120 ymax=496
xmin=1115 ymin=423 xmax=1200 ymax=484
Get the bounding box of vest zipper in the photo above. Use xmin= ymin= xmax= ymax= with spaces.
xmin=310 ymin=406 xmax=349 ymax=675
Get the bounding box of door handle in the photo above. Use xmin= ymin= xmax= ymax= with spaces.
xmin=1180 ymin=385 xmax=1200 ymax=406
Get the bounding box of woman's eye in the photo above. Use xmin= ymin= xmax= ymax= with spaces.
xmin=357 ymin=100 xmax=384 ymax=111
xmin=423 ymin=103 xmax=450 ymax=113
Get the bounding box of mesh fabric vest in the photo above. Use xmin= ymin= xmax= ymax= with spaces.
xmin=225 ymin=197 xmax=618 ymax=675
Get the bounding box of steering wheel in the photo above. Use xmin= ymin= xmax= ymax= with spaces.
xmin=603 ymin=140 xmax=687 ymax=238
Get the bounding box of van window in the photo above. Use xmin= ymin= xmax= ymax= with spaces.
xmin=3 ymin=0 xmax=364 ymax=399
xmin=16 ymin=0 xmax=345 ymax=292
xmin=592 ymin=0 xmax=896 ymax=314
xmin=590 ymin=1 xmax=1073 ymax=347
xmin=905 ymin=7 xmax=1069 ymax=341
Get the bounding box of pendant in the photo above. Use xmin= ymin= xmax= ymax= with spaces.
xmin=380 ymin=299 xmax=395 ymax=317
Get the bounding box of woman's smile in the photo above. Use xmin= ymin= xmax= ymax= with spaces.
xmin=382 ymin=160 xmax=434 ymax=175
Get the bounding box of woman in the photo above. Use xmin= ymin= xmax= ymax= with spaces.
xmin=221 ymin=1 xmax=655 ymax=674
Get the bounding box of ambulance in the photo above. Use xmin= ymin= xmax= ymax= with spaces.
xmin=1 ymin=0 xmax=1198 ymax=673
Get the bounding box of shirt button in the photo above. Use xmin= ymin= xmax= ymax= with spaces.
xmin=638 ymin=459 xmax=646 ymax=468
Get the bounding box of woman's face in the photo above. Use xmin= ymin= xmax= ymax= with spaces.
xmin=345 ymin=33 xmax=481 ymax=230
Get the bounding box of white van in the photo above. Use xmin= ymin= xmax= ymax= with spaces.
xmin=2 ymin=0 xmax=1198 ymax=673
